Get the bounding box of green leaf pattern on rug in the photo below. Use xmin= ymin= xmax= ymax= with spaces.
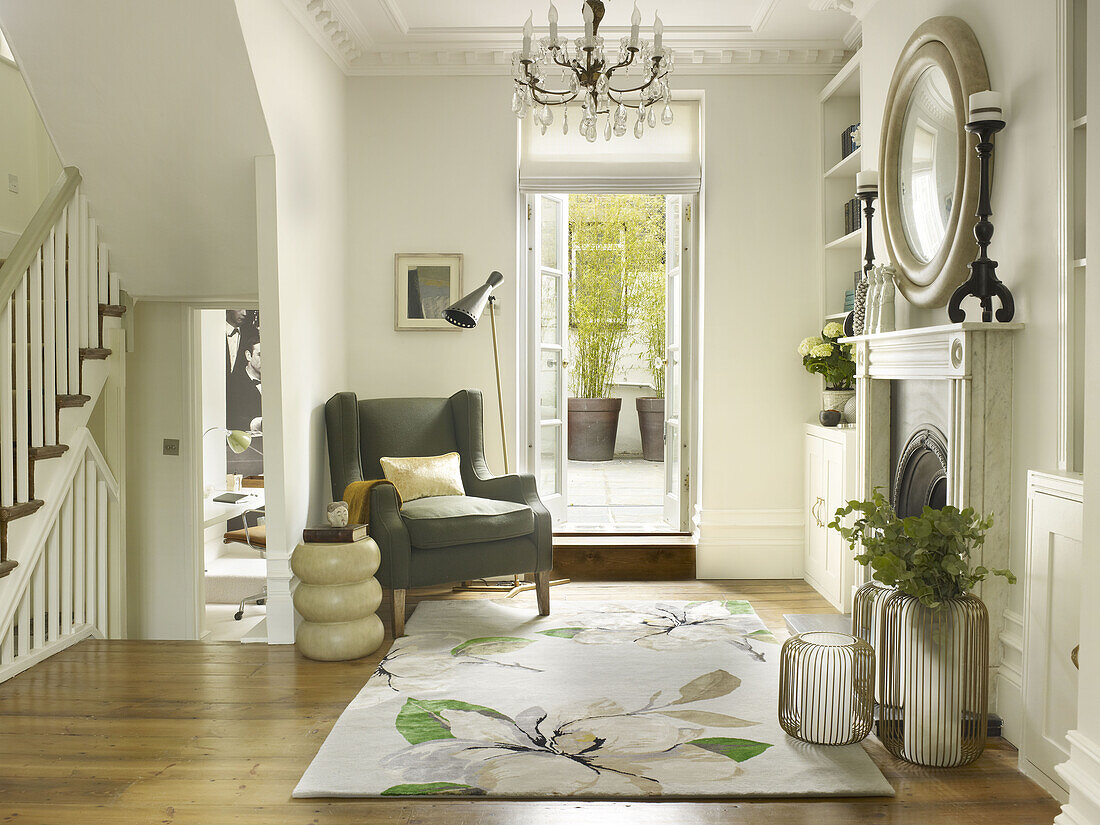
xmin=381 ymin=782 xmax=485 ymax=796
xmin=450 ymin=637 xmax=535 ymax=656
xmin=688 ymin=737 xmax=774 ymax=762
xmin=722 ymin=600 xmax=755 ymax=614
xmin=537 ymin=627 xmax=586 ymax=638
xmin=671 ymin=669 xmax=741 ymax=705
xmin=395 ymin=697 xmax=511 ymax=745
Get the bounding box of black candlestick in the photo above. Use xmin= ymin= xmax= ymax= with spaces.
xmin=947 ymin=119 xmax=1015 ymax=323
xmin=846 ymin=184 xmax=878 ymax=336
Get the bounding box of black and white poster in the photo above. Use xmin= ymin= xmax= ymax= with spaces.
xmin=225 ymin=309 xmax=263 ymax=477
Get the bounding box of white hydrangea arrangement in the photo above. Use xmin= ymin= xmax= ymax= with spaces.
xmin=799 ymin=322 xmax=855 ymax=389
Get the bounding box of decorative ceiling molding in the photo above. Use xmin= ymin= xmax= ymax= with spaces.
xmin=750 ymin=0 xmax=783 ymax=31
xmin=281 ymin=0 xmax=371 ymax=71
xmin=807 ymin=0 xmax=855 ymax=13
xmin=376 ymin=0 xmax=409 ymax=36
xmin=348 ymin=45 xmax=851 ymax=77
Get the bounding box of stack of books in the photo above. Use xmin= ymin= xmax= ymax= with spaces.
xmin=844 ymin=289 xmax=855 ymax=312
xmin=841 ymin=124 xmax=860 ymax=159
xmin=843 ymin=197 xmax=863 ymax=236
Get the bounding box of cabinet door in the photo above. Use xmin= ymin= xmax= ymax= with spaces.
xmin=818 ymin=438 xmax=846 ymax=603
xmin=805 ymin=435 xmax=826 ymax=586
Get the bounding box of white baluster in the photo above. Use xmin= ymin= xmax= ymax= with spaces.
xmin=96 ymin=243 xmax=108 ymax=347
xmin=14 ymin=274 xmax=30 ymax=502
xmin=66 ymin=196 xmax=80 ymax=392
xmin=97 ymin=475 xmax=107 ymax=632
xmin=47 ymin=526 xmax=59 ymax=642
xmin=32 ymin=552 xmax=45 ymax=649
xmin=60 ymin=494 xmax=73 ymax=635
xmin=85 ymin=460 xmax=96 ymax=629
xmin=77 ymin=199 xmax=90 ymax=351
xmin=53 ymin=211 xmax=68 ymax=397
xmin=29 ymin=252 xmax=44 ymax=448
xmin=0 ymin=299 xmax=13 ymax=507
xmin=73 ymin=460 xmax=85 ymax=624
xmin=0 ymin=614 xmax=11 ymax=664
xmin=43 ymin=229 xmax=58 ymax=444
xmin=16 ymin=585 xmax=29 ymax=656
xmin=108 ymin=271 xmax=120 ymax=306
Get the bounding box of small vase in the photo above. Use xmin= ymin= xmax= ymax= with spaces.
xmin=822 ymin=388 xmax=855 ymax=415
xmin=842 ymin=394 xmax=858 ymax=424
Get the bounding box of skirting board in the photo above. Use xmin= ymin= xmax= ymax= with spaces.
xmin=998 ymin=608 xmax=1024 ymax=748
xmin=1055 ymin=731 xmax=1100 ymax=825
xmin=696 ymin=508 xmax=803 ymax=579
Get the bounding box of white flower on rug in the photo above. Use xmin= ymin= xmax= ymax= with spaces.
xmin=538 ymin=601 xmax=779 ymax=660
xmin=373 ymin=631 xmax=544 ymax=693
xmin=379 ymin=669 xmax=772 ymax=797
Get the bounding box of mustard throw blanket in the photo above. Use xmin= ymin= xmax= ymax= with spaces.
xmin=344 ymin=479 xmax=401 ymax=526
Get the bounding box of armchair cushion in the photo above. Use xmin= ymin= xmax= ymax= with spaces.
xmin=400 ymin=495 xmax=535 ymax=550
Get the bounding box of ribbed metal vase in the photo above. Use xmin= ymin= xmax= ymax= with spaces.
xmin=852 ymin=581 xmax=895 ymax=703
xmin=778 ymin=631 xmax=875 ymax=745
xmin=878 ymin=591 xmax=989 ymax=767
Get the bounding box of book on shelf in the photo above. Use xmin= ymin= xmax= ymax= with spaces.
xmin=843 ymin=197 xmax=863 ymax=235
xmin=840 ymin=124 xmax=860 ymax=159
xmin=302 ymin=523 xmax=369 ymax=543
xmin=844 ymin=289 xmax=855 ymax=311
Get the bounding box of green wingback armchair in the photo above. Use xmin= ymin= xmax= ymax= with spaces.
xmin=324 ymin=389 xmax=553 ymax=635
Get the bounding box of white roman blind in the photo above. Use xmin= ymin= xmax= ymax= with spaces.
xmin=519 ymin=99 xmax=700 ymax=194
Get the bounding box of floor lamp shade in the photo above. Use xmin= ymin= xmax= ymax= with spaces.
xmin=444 ymin=271 xmax=504 ymax=328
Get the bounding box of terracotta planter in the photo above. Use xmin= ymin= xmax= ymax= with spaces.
xmin=636 ymin=397 xmax=665 ymax=462
xmin=567 ymin=397 xmax=622 ymax=461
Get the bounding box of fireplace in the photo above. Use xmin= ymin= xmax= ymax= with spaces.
xmin=892 ymin=427 xmax=948 ymax=518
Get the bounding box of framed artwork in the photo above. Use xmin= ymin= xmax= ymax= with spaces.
xmin=394 ymin=253 xmax=463 ymax=330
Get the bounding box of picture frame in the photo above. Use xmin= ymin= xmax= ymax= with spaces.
xmin=394 ymin=253 xmax=463 ymax=331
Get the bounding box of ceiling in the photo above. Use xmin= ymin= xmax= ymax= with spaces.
xmin=285 ymin=0 xmax=859 ymax=75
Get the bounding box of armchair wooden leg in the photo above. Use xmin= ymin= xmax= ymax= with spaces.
xmin=392 ymin=589 xmax=406 ymax=637
xmin=534 ymin=571 xmax=550 ymax=616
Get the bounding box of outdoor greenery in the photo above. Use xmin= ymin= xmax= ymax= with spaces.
xmin=568 ymin=194 xmax=665 ymax=399
xmin=829 ymin=490 xmax=1016 ymax=609
xmin=798 ymin=322 xmax=856 ymax=390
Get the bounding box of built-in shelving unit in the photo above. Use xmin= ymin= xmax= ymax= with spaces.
xmin=1059 ymin=0 xmax=1087 ymax=472
xmin=818 ymin=49 xmax=863 ymax=324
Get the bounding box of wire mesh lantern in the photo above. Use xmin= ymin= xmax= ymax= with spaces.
xmin=853 ymin=580 xmax=895 ymax=702
xmin=878 ymin=590 xmax=989 ymax=766
xmin=779 ymin=631 xmax=875 ymax=745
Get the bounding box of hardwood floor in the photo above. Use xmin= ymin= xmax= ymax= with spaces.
xmin=0 ymin=581 xmax=1060 ymax=824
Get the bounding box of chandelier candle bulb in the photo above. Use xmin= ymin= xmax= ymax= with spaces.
xmin=654 ymin=14 xmax=663 ymax=52
xmin=522 ymin=12 xmax=533 ymax=56
xmin=583 ymin=2 xmax=594 ymax=40
xmin=968 ymin=90 xmax=1004 ymax=122
xmin=548 ymin=2 xmax=558 ymax=41
xmin=630 ymin=3 xmax=641 ymax=48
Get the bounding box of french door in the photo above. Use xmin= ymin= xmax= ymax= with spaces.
xmin=528 ymin=193 xmax=569 ymax=523
xmin=526 ymin=191 xmax=695 ymax=531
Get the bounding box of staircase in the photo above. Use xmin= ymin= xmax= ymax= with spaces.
xmin=0 ymin=167 xmax=128 ymax=683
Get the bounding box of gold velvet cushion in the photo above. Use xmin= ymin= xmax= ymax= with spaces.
xmin=379 ymin=452 xmax=466 ymax=502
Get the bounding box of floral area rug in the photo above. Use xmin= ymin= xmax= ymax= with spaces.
xmin=294 ymin=599 xmax=894 ymax=798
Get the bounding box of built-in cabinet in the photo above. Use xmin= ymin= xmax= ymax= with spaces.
xmin=1020 ymin=470 xmax=1084 ymax=802
xmin=804 ymin=424 xmax=858 ymax=612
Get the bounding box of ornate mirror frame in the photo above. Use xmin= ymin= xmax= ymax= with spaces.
xmin=880 ymin=16 xmax=990 ymax=307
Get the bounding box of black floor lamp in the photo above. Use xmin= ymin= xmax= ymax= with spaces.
xmin=444 ymin=270 xmax=509 ymax=472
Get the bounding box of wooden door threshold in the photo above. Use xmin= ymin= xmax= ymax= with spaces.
xmin=551 ymin=533 xmax=697 ymax=581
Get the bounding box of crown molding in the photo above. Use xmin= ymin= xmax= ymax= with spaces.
xmin=348 ymin=43 xmax=850 ymax=77
xmin=280 ymin=0 xmax=370 ymax=71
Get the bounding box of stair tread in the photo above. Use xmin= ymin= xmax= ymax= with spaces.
xmin=0 ymin=499 xmax=44 ymax=522
xmin=99 ymin=304 xmax=126 ymax=317
xmin=57 ymin=394 xmax=91 ymax=408
xmin=0 ymin=559 xmax=16 ymax=578
xmin=29 ymin=444 xmax=69 ymax=460
xmin=80 ymin=347 xmax=112 ymax=359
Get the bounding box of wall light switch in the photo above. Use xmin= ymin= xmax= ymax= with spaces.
xmin=162 ymin=438 xmax=180 ymax=456
xmin=7 ymin=174 xmax=18 ymax=194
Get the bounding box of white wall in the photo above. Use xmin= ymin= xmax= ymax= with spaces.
xmin=235 ymin=0 xmax=349 ymax=643
xmin=125 ymin=302 xmax=198 ymax=640
xmin=199 ymin=309 xmax=227 ymax=492
xmin=345 ymin=74 xmax=823 ymax=571
xmin=0 ymin=57 xmax=60 ymax=255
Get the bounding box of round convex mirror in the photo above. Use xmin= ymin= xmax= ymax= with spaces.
xmin=898 ymin=66 xmax=958 ymax=263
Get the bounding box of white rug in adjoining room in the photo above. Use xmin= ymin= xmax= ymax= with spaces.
xmin=295 ymin=599 xmax=894 ymax=798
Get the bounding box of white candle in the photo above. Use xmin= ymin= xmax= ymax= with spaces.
xmin=968 ymin=90 xmax=1004 ymax=122
xmin=523 ymin=12 xmax=533 ymax=55
xmin=653 ymin=13 xmax=663 ymax=52
xmin=856 ymin=170 xmax=879 ymax=195
xmin=548 ymin=3 xmax=558 ymax=41
xmin=630 ymin=3 xmax=641 ymax=48
xmin=583 ymin=3 xmax=594 ymax=40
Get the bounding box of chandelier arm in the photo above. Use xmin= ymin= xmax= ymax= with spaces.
xmin=603 ymin=49 xmax=639 ymax=75
xmin=520 ymin=78 xmax=578 ymax=98
xmin=607 ymin=68 xmax=664 ymax=96
xmin=529 ymin=87 xmax=580 ymax=106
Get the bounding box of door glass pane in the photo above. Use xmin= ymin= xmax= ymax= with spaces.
xmin=666 ymin=352 xmax=681 ymax=419
xmin=540 ymin=424 xmax=561 ymax=495
xmin=666 ymin=275 xmax=680 ymax=346
xmin=665 ymin=421 xmax=679 ymax=493
xmin=541 ymin=197 xmax=561 ymax=270
xmin=539 ymin=348 xmax=560 ymax=419
xmin=667 ymin=196 xmax=681 ymax=270
xmin=540 ymin=273 xmax=559 ymax=344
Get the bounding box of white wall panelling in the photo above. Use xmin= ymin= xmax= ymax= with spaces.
xmin=803 ymin=424 xmax=857 ymax=611
xmin=696 ymin=509 xmax=804 ymax=579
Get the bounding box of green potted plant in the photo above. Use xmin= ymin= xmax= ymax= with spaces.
xmin=798 ymin=322 xmax=856 ymax=423
xmin=634 ymin=265 xmax=665 ymax=462
xmin=830 ymin=492 xmax=1016 ymax=767
xmin=567 ymin=195 xmax=663 ymax=461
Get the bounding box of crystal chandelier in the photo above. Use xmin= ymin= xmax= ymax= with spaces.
xmin=512 ymin=0 xmax=674 ymax=141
